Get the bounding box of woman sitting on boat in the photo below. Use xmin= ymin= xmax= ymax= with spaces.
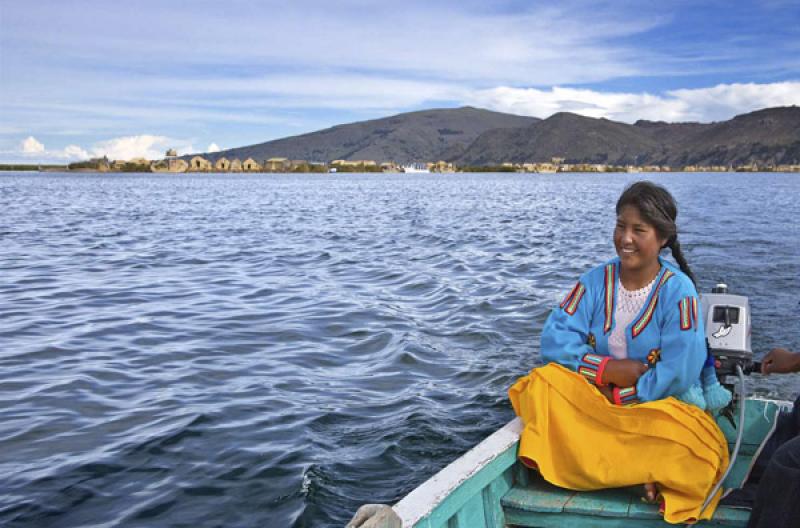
xmin=509 ymin=181 xmax=731 ymax=524
xmin=542 ymin=180 xmax=729 ymax=411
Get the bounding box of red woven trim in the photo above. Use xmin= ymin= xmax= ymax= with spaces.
xmin=564 ymin=283 xmax=586 ymax=315
xmin=595 ymin=356 xmax=611 ymax=387
xmin=613 ymin=386 xmax=639 ymax=405
xmin=631 ymin=270 xmax=674 ymax=338
xmin=582 ymin=353 xmax=605 ymax=366
xmin=603 ymin=263 xmax=615 ymax=334
xmin=560 ymin=282 xmax=580 ymax=309
xmin=578 ymin=366 xmax=598 ymax=382
xmin=579 ymin=354 xmax=611 ymax=386
xmin=613 ymin=387 xmax=624 ymax=405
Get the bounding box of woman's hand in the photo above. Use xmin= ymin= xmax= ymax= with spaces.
xmin=603 ymin=359 xmax=648 ymax=387
xmin=597 ymin=384 xmax=615 ymax=403
xmin=761 ymin=348 xmax=800 ymax=375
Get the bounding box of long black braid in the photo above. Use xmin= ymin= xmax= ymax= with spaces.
xmin=616 ymin=181 xmax=697 ymax=286
xmin=665 ymin=236 xmax=697 ymax=286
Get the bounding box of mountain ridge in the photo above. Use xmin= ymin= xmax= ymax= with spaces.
xmin=192 ymin=106 xmax=539 ymax=165
xmin=188 ymin=105 xmax=800 ymax=167
xmin=454 ymin=106 xmax=800 ymax=166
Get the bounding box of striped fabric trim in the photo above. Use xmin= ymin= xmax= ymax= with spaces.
xmin=560 ymin=282 xmax=581 ymax=309
xmin=564 ymin=283 xmax=586 ymax=316
xmin=603 ymin=263 xmax=615 ymax=334
xmin=578 ymin=366 xmax=599 ymax=383
xmin=582 ymin=353 xmax=606 ymax=366
xmin=579 ymin=353 xmax=610 ymax=386
xmin=613 ymin=386 xmax=640 ymax=405
xmin=691 ymin=297 xmax=698 ymax=328
xmin=679 ymin=297 xmax=693 ymax=331
xmin=631 ymin=270 xmax=675 ymax=338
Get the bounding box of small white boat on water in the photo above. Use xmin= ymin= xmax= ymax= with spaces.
xmin=401 ymin=164 xmax=431 ymax=173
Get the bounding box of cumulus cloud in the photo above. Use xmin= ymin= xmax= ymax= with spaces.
xmin=89 ymin=134 xmax=193 ymax=160
xmin=666 ymin=82 xmax=800 ymax=121
xmin=9 ymin=134 xmax=195 ymax=163
xmin=465 ymin=81 xmax=800 ymax=123
xmin=7 ymin=80 xmax=799 ymax=165
xmin=63 ymin=145 xmax=90 ymax=159
xmin=3 ymin=2 xmax=800 ymax=145
xmin=21 ymin=136 xmax=45 ymax=153
xmin=16 ymin=136 xmax=89 ymax=160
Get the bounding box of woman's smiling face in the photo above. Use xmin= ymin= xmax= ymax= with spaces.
xmin=614 ymin=205 xmax=667 ymax=275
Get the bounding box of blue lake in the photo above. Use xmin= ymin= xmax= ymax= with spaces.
xmin=1 ymin=172 xmax=798 ymax=527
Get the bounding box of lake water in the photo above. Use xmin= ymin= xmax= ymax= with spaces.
xmin=1 ymin=172 xmax=798 ymax=527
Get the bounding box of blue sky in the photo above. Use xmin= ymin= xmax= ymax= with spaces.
xmin=2 ymin=0 xmax=799 ymax=162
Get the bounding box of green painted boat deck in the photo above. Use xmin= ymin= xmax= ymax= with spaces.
xmin=501 ymin=471 xmax=751 ymax=527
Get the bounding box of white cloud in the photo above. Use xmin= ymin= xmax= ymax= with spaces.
xmin=3 ymin=1 xmax=799 ymax=147
xmin=8 ymin=134 xmax=194 ymax=163
xmin=62 ymin=144 xmax=90 ymax=159
xmin=15 ymin=136 xmax=89 ymax=160
xmin=465 ymin=81 xmax=800 ymax=123
xmin=21 ymin=136 xmax=45 ymax=153
xmin=7 ymin=79 xmax=799 ymax=165
xmin=1 ymin=2 xmax=655 ymax=86
xmin=163 ymin=74 xmax=467 ymax=110
xmin=89 ymin=135 xmax=193 ymax=160
xmin=666 ymin=82 xmax=800 ymax=121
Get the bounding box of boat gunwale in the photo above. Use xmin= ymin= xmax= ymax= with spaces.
xmin=392 ymin=417 xmax=523 ymax=526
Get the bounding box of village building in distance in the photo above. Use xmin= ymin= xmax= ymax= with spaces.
xmin=62 ymin=150 xmax=800 ymax=174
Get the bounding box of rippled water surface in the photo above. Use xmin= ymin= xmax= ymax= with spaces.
xmin=1 ymin=172 xmax=798 ymax=527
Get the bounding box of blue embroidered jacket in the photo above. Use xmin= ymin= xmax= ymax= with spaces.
xmin=541 ymin=257 xmax=706 ymax=405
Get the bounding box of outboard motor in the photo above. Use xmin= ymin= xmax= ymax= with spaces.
xmin=701 ymin=283 xmax=756 ymax=381
xmin=698 ymin=283 xmax=757 ymax=515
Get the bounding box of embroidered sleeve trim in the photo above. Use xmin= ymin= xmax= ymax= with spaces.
xmin=631 ymin=270 xmax=674 ymax=338
xmin=558 ymin=282 xmax=580 ymax=308
xmin=579 ymin=353 xmax=610 ymax=386
xmin=613 ymin=386 xmax=640 ymax=405
xmin=562 ymin=283 xmax=586 ymax=316
xmin=560 ymin=282 xmax=580 ymax=309
xmin=679 ymin=297 xmax=693 ymax=331
xmin=603 ymin=263 xmax=615 ymax=334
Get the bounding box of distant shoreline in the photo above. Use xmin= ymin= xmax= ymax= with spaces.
xmin=3 ymin=168 xmax=800 ymax=174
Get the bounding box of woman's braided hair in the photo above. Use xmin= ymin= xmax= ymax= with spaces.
xmin=615 ymin=181 xmax=697 ymax=286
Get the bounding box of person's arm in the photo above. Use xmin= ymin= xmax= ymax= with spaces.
xmin=542 ymin=276 xmax=649 ymax=393
xmin=541 ymin=278 xmax=611 ymax=384
xmin=761 ymin=348 xmax=800 ymax=374
xmin=624 ymin=287 xmax=706 ymax=404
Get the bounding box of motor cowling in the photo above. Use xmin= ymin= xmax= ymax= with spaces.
xmin=701 ymin=283 xmax=754 ymax=378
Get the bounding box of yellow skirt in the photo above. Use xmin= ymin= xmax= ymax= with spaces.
xmin=509 ymin=363 xmax=729 ymax=524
